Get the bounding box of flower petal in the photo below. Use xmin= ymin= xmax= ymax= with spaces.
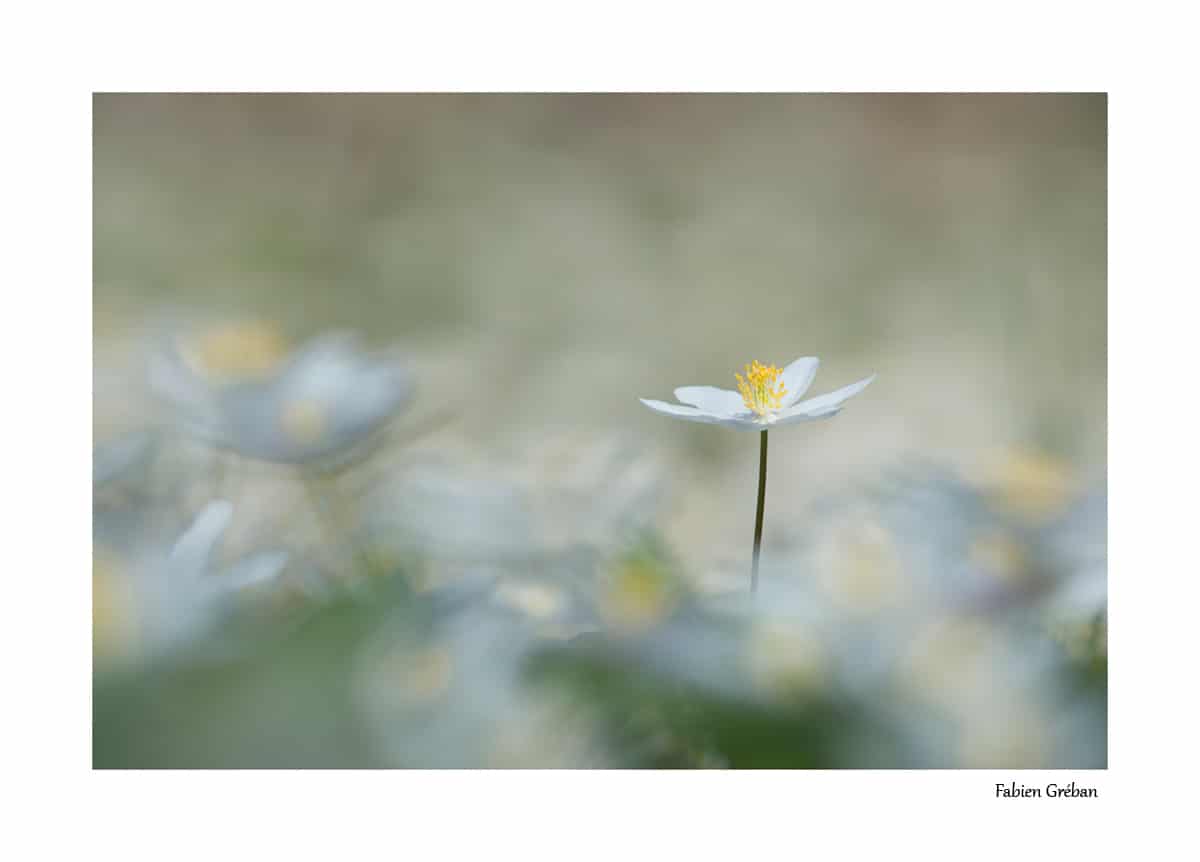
xmin=726 ymin=416 xmax=768 ymax=431
xmin=639 ymin=398 xmax=744 ymax=428
xmin=673 ymin=385 xmax=745 ymax=416
xmin=780 ymin=357 xmax=820 ymax=407
xmin=771 ymin=406 xmax=842 ymax=426
xmin=167 ymin=500 xmax=233 ymax=579
xmin=776 ymin=374 xmax=876 ymax=425
xmin=222 ymin=550 xmax=290 ymax=591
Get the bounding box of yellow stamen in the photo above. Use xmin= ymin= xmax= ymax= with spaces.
xmin=735 ymin=360 xmax=787 ymax=416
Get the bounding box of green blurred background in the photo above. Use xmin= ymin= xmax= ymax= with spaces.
xmin=94 ymin=93 xmax=1105 ymax=568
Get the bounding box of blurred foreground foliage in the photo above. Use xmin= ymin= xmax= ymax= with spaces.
xmin=95 ymin=506 xmax=1105 ymax=768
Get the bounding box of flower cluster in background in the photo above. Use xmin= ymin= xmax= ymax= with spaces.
xmin=93 ymin=321 xmax=1104 ymax=768
xmin=93 ymin=94 xmax=1106 ymax=768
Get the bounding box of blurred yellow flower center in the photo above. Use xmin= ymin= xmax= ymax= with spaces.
xmin=280 ymin=399 xmax=329 ymax=444
xmin=185 ymin=321 xmax=288 ymax=380
xmin=986 ymin=451 xmax=1073 ymax=522
xmin=391 ymin=647 xmax=455 ymax=701
xmin=969 ymin=531 xmax=1030 ymax=585
xmin=820 ymin=518 xmax=904 ymax=614
xmin=601 ymin=558 xmax=675 ymax=632
xmin=93 ymin=553 xmax=139 ymax=664
xmin=493 ymin=582 xmax=566 ymax=620
xmin=747 ymin=622 xmax=828 ymax=698
xmin=736 ymin=360 xmax=787 ymax=416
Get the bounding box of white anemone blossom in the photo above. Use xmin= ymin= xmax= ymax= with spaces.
xmin=149 ymin=330 xmax=414 ymax=466
xmin=640 ymin=355 xmax=874 ymax=592
xmin=640 ymin=357 xmax=874 ymax=429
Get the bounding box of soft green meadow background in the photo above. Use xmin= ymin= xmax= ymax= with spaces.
xmin=95 ymin=93 xmax=1105 ymax=564
xmin=93 ymin=94 xmax=1106 ymax=768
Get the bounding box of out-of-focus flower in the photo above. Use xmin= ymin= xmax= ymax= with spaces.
xmin=367 ymin=457 xmax=537 ymax=565
xmin=503 ymin=431 xmax=667 ymax=554
xmin=363 ymin=432 xmax=667 ymax=569
xmin=1046 ymin=618 xmax=1106 ymax=662
xmin=484 ymin=692 xmax=611 ymax=768
xmin=354 ymin=607 xmax=570 ymax=768
xmin=149 ymin=326 xmax=414 ymax=466
xmin=640 ymin=356 xmax=874 ymax=429
xmin=93 ymin=550 xmax=140 ymax=665
xmin=93 ymin=500 xmax=288 ymax=666
xmin=492 ymin=580 xmax=570 ymax=621
xmin=93 ymin=430 xmax=155 ymax=489
xmin=1039 ymin=485 xmax=1106 ymax=668
xmin=981 ymin=450 xmax=1075 ymax=522
xmin=957 ymin=702 xmax=1050 ymax=768
xmin=388 ymin=645 xmax=457 ymax=702
xmin=597 ymin=551 xmax=681 ymax=634
xmin=179 ymin=319 xmax=290 ymax=380
xmin=896 ymin=615 xmax=1058 ymax=767
xmin=94 ymin=430 xmax=161 ymax=552
xmin=812 ymin=510 xmax=907 ymax=615
xmin=825 ymin=465 xmax=1052 ymax=613
xmin=901 ymin=617 xmax=1003 ymax=701
xmin=734 ymin=573 xmax=899 ymax=701
xmin=1043 ymin=484 xmax=1107 ymax=622
xmin=482 ymin=571 xmax=600 ymax=638
xmin=744 ymin=620 xmax=829 ymax=698
xmin=968 ymin=529 xmax=1034 ymax=588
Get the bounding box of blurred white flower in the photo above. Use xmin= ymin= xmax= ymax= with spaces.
xmin=93 ymin=430 xmax=155 ymax=489
xmin=354 ymin=608 xmax=549 ymax=768
xmin=149 ymin=329 xmax=414 ymax=465
xmin=837 ymin=465 xmax=1043 ymax=612
xmin=968 ymin=529 xmax=1034 ymax=589
xmin=367 ymin=457 xmax=538 ymax=565
xmin=744 ymin=620 xmax=830 ymax=699
xmin=811 ymin=510 xmax=907 ymax=616
xmin=596 ymin=552 xmax=681 ymax=634
xmin=980 ymin=450 xmax=1075 ymax=523
xmin=1043 ymin=485 xmax=1107 ymax=622
xmin=491 ymin=581 xmax=570 ymax=621
xmin=502 ymin=430 xmax=667 ymax=553
xmin=94 ymin=500 xmax=288 ymax=665
xmin=640 ymin=356 xmax=874 ymax=429
xmin=94 ymin=430 xmax=161 ymax=549
xmin=363 ymin=432 xmax=667 ymax=567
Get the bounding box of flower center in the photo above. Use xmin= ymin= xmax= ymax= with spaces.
xmin=280 ymin=399 xmax=329 ymax=445
xmin=185 ymin=321 xmax=288 ymax=381
xmin=736 ymin=360 xmax=787 ymax=416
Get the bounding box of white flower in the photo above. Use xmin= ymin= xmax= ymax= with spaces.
xmin=93 ymin=430 xmax=155 ymax=488
xmin=639 ymin=356 xmax=874 ymax=429
xmin=95 ymin=500 xmax=288 ymax=665
xmin=149 ymin=329 xmax=414 ymax=465
xmin=1043 ymin=485 xmax=1107 ymax=621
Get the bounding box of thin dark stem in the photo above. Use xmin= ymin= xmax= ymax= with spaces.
xmin=751 ymin=428 xmax=768 ymax=592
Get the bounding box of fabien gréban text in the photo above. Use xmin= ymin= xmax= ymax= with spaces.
xmin=996 ymin=782 xmax=1097 ymax=799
